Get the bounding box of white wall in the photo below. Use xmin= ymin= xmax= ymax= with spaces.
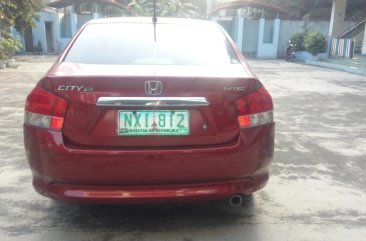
xmin=257 ymin=19 xmax=280 ymax=59
xmin=32 ymin=11 xmax=61 ymax=53
xmin=278 ymin=21 xmax=330 ymax=57
xmin=77 ymin=15 xmax=94 ymax=29
xmin=241 ymin=20 xmax=260 ymax=56
xmin=25 ymin=11 xmax=100 ymax=53
xmin=217 ymin=19 xmax=331 ymax=58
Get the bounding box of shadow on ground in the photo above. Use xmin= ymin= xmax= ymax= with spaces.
xmin=36 ymin=198 xmax=255 ymax=233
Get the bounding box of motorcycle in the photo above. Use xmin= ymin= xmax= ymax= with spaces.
xmin=286 ymin=40 xmax=297 ymax=62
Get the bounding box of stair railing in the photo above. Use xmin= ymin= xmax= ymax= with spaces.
xmin=338 ymin=9 xmax=366 ymax=38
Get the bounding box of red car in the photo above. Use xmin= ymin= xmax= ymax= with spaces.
xmin=24 ymin=18 xmax=274 ymax=206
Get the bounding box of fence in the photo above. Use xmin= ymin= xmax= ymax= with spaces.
xmin=330 ymin=38 xmax=354 ymax=58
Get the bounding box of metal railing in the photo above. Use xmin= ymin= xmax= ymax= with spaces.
xmin=338 ymin=8 xmax=366 ymax=39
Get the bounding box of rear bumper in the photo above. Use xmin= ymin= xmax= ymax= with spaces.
xmin=24 ymin=123 xmax=274 ymax=203
xmin=34 ymin=176 xmax=267 ymax=204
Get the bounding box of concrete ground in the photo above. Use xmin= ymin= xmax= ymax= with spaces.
xmin=0 ymin=56 xmax=366 ymax=241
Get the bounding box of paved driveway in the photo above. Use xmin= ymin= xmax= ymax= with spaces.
xmin=0 ymin=56 xmax=365 ymax=241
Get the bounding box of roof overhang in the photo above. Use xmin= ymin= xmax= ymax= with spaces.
xmin=208 ymin=0 xmax=288 ymax=16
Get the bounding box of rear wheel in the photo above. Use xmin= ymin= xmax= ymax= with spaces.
xmin=285 ymin=47 xmax=294 ymax=62
xmin=286 ymin=53 xmax=295 ymax=62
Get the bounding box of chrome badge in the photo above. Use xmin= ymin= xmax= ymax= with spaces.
xmin=224 ymin=86 xmax=246 ymax=91
xmin=145 ymin=80 xmax=163 ymax=96
xmin=58 ymin=85 xmax=94 ymax=92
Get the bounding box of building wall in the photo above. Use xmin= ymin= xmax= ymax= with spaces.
xmin=241 ymin=19 xmax=329 ymax=58
xmin=278 ymin=21 xmax=330 ymax=57
xmin=77 ymin=15 xmax=94 ymax=29
xmin=20 ymin=11 xmax=97 ymax=53
xmin=60 ymin=14 xmax=72 ymax=38
xmin=32 ymin=11 xmax=61 ymax=53
xmin=216 ymin=19 xmax=330 ymax=58
xmin=241 ymin=20 xmax=259 ymax=57
xmin=257 ymin=19 xmax=280 ymax=59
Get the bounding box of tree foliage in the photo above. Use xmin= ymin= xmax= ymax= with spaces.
xmin=125 ymin=0 xmax=200 ymax=17
xmin=0 ymin=36 xmax=21 ymax=60
xmin=213 ymin=0 xmax=332 ymax=18
xmin=160 ymin=1 xmax=199 ymax=18
xmin=0 ymin=0 xmax=43 ymax=60
xmin=245 ymin=0 xmax=331 ymax=12
xmin=0 ymin=0 xmax=43 ymax=36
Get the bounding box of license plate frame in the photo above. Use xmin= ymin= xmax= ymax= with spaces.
xmin=118 ymin=110 xmax=190 ymax=136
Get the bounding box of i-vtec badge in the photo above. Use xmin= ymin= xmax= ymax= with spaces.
xmin=224 ymin=86 xmax=246 ymax=91
xmin=58 ymin=85 xmax=94 ymax=92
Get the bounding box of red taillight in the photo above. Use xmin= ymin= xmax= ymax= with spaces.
xmin=24 ymin=87 xmax=68 ymax=131
xmin=235 ymin=85 xmax=273 ymax=128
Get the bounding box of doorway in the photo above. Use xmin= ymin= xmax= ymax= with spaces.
xmin=24 ymin=28 xmax=34 ymax=52
xmin=45 ymin=22 xmax=55 ymax=53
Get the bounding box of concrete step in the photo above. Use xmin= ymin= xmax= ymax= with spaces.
xmin=354 ymin=43 xmax=363 ymax=53
xmin=324 ymin=56 xmax=366 ymax=68
xmin=305 ymin=56 xmax=366 ymax=76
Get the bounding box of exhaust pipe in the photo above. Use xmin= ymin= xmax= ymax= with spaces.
xmin=229 ymin=194 xmax=243 ymax=207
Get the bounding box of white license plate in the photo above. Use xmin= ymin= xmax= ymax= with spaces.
xmin=118 ymin=110 xmax=189 ymax=136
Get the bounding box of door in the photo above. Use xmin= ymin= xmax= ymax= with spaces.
xmin=24 ymin=28 xmax=34 ymax=52
xmin=45 ymin=22 xmax=55 ymax=53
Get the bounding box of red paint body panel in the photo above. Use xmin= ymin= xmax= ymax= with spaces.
xmin=24 ymin=123 xmax=274 ymax=203
xmin=23 ymin=18 xmax=274 ymax=204
xmin=43 ymin=178 xmax=263 ymax=204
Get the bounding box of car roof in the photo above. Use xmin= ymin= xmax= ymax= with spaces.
xmin=88 ymin=17 xmax=216 ymax=26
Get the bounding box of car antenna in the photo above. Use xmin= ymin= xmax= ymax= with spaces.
xmin=152 ymin=0 xmax=157 ymax=42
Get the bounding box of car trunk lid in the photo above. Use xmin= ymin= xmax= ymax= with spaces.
xmin=49 ymin=62 xmax=256 ymax=148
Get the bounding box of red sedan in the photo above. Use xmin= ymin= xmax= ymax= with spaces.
xmin=23 ymin=18 xmax=274 ymax=206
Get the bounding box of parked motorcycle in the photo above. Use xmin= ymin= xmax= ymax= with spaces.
xmin=286 ymin=40 xmax=297 ymax=62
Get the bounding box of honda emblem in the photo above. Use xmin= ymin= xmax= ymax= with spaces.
xmin=145 ymin=80 xmax=163 ymax=96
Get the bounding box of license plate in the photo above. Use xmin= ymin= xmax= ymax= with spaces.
xmin=118 ymin=110 xmax=189 ymax=136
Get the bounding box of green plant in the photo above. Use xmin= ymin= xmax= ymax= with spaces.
xmin=0 ymin=36 xmax=22 ymax=61
xmin=303 ymin=31 xmax=327 ymax=55
xmin=0 ymin=0 xmax=44 ymax=35
xmin=127 ymin=0 xmax=199 ymax=17
xmin=290 ymin=32 xmax=307 ymax=51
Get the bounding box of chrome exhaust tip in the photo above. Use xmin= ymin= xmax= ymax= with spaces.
xmin=229 ymin=194 xmax=243 ymax=207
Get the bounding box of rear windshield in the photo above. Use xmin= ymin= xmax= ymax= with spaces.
xmin=64 ymin=22 xmax=239 ymax=66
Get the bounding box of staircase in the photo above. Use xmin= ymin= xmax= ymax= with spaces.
xmin=330 ymin=9 xmax=366 ymax=57
xmin=306 ymin=9 xmax=366 ymax=75
xmin=338 ymin=20 xmax=365 ymax=40
xmin=338 ymin=9 xmax=366 ymax=39
xmin=354 ymin=40 xmax=363 ymax=53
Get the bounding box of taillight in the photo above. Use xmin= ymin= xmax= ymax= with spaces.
xmin=24 ymin=87 xmax=68 ymax=131
xmin=235 ymin=85 xmax=273 ymax=128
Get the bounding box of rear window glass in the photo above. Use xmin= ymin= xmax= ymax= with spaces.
xmin=64 ymin=22 xmax=239 ymax=66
